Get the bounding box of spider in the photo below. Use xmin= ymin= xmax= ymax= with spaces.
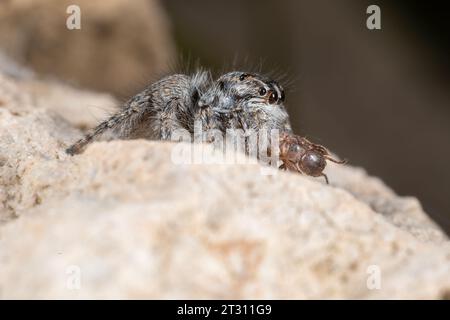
xmin=66 ymin=69 xmax=346 ymax=182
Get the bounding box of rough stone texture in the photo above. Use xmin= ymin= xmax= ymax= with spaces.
xmin=0 ymin=67 xmax=117 ymax=130
xmin=0 ymin=71 xmax=449 ymax=299
xmin=0 ymin=0 xmax=175 ymax=96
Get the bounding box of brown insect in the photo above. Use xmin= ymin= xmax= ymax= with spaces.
xmin=279 ymin=132 xmax=347 ymax=184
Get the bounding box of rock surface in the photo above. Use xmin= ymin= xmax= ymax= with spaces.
xmin=0 ymin=0 xmax=175 ymax=96
xmin=0 ymin=71 xmax=449 ymax=299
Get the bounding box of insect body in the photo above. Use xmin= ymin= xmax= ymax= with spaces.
xmin=279 ymin=132 xmax=347 ymax=184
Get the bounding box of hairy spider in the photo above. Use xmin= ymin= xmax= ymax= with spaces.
xmin=66 ymin=69 xmax=346 ymax=182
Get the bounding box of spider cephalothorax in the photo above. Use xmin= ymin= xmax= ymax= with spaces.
xmin=217 ymin=71 xmax=286 ymax=105
xmin=199 ymin=71 xmax=292 ymax=133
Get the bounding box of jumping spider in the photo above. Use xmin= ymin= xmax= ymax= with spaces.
xmin=66 ymin=70 xmax=346 ymax=183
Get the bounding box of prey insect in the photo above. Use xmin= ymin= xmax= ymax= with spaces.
xmin=279 ymin=132 xmax=347 ymax=184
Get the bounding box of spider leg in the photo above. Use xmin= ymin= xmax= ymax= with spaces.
xmin=321 ymin=173 xmax=329 ymax=184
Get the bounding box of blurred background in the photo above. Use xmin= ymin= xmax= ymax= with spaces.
xmin=0 ymin=0 xmax=449 ymax=234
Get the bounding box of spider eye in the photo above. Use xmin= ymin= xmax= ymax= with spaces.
xmin=280 ymin=90 xmax=285 ymax=102
xmin=259 ymin=88 xmax=267 ymax=96
xmin=269 ymin=91 xmax=278 ymax=104
xmin=239 ymin=73 xmax=248 ymax=81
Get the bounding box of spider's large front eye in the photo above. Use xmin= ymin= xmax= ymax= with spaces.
xmin=259 ymin=87 xmax=267 ymax=96
xmin=269 ymin=91 xmax=278 ymax=104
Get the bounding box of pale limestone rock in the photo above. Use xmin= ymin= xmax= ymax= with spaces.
xmin=0 ymin=71 xmax=449 ymax=299
xmin=0 ymin=70 xmax=117 ymax=129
